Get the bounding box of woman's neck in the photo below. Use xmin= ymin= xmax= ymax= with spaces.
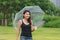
xmin=23 ymin=18 xmax=28 ymax=22
xmin=23 ymin=18 xmax=27 ymax=21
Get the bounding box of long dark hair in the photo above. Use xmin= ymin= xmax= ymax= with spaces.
xmin=23 ymin=10 xmax=31 ymax=25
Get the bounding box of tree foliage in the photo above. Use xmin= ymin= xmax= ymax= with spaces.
xmin=0 ymin=0 xmax=60 ymax=26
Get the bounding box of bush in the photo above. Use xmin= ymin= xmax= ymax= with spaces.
xmin=43 ymin=14 xmax=60 ymax=28
xmin=44 ymin=20 xmax=60 ymax=28
xmin=43 ymin=14 xmax=60 ymax=22
xmin=7 ymin=22 xmax=13 ymax=26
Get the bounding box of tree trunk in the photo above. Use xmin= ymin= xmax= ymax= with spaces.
xmin=2 ymin=13 xmax=7 ymax=26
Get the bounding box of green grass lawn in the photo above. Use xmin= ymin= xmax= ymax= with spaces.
xmin=0 ymin=26 xmax=60 ymax=40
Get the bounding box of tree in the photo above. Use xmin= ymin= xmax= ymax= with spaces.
xmin=0 ymin=0 xmax=59 ymax=26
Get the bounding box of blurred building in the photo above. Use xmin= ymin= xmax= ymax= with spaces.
xmin=50 ymin=0 xmax=60 ymax=8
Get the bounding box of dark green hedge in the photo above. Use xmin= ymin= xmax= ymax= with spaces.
xmin=43 ymin=14 xmax=60 ymax=28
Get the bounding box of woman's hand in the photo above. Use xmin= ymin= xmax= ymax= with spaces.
xmin=16 ymin=37 xmax=18 ymax=40
xmin=31 ymin=26 xmax=37 ymax=32
xmin=34 ymin=26 xmax=37 ymax=30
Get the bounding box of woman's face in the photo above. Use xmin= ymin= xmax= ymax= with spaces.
xmin=23 ymin=12 xmax=30 ymax=19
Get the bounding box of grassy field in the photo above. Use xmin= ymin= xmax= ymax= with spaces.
xmin=0 ymin=26 xmax=60 ymax=40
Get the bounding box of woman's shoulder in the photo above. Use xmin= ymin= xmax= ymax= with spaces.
xmin=19 ymin=20 xmax=22 ymax=22
xmin=18 ymin=20 xmax=22 ymax=24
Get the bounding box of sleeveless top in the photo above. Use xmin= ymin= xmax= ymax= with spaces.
xmin=21 ymin=20 xmax=32 ymax=37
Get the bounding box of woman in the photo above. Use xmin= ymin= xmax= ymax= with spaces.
xmin=16 ymin=10 xmax=37 ymax=40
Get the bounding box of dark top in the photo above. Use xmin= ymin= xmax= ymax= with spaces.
xmin=21 ymin=20 xmax=32 ymax=37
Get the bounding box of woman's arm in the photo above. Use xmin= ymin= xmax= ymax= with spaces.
xmin=16 ymin=20 xmax=22 ymax=40
xmin=31 ymin=20 xmax=37 ymax=32
xmin=31 ymin=25 xmax=35 ymax=32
